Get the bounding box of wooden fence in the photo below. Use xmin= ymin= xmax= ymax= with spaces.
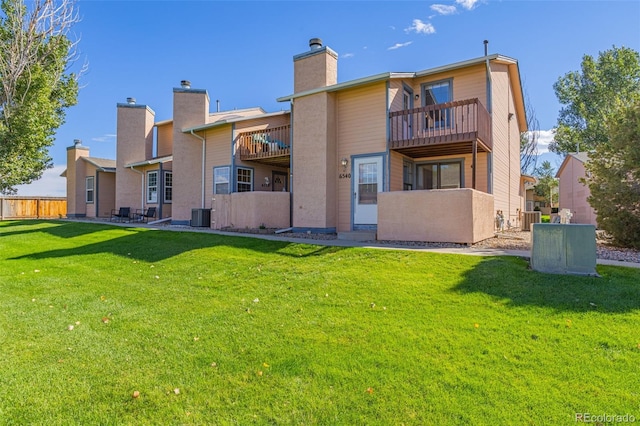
xmin=0 ymin=197 xmax=67 ymax=220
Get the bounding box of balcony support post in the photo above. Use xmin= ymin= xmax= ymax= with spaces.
xmin=472 ymin=139 xmax=477 ymax=189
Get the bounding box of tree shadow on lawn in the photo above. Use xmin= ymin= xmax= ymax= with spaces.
xmin=453 ymin=256 xmax=640 ymax=313
xmin=0 ymin=220 xmax=104 ymax=239
xmin=7 ymin=222 xmax=347 ymax=263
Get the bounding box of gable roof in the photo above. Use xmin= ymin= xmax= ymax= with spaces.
xmin=276 ymin=53 xmax=526 ymax=132
xmin=60 ymin=156 xmax=116 ymax=177
xmin=555 ymin=152 xmax=591 ymax=178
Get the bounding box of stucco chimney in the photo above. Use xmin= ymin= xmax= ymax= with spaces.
xmin=293 ymin=37 xmax=338 ymax=93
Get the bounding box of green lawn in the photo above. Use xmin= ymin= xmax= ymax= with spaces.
xmin=1 ymin=220 xmax=639 ymax=425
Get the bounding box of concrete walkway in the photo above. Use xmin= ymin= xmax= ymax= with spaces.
xmin=65 ymin=219 xmax=640 ymax=270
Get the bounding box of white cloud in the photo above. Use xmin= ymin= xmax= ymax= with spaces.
xmin=455 ymin=0 xmax=479 ymax=10
xmin=430 ymin=4 xmax=457 ymax=15
xmin=389 ymin=25 xmax=396 ymax=30
xmin=404 ymin=19 xmax=436 ymax=35
xmin=14 ymin=165 xmax=67 ymax=197
xmin=341 ymin=53 xmax=355 ymax=59
xmin=530 ymin=129 xmax=556 ymax=155
xmin=388 ymin=41 xmax=413 ymax=50
xmin=91 ymin=134 xmax=116 ymax=143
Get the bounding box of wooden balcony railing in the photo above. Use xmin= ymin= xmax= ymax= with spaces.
xmin=389 ymin=98 xmax=491 ymax=156
xmin=237 ymin=125 xmax=291 ymax=165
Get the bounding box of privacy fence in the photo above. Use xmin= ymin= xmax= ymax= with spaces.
xmin=0 ymin=197 xmax=67 ymax=220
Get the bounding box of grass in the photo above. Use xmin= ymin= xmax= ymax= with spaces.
xmin=1 ymin=220 xmax=639 ymax=425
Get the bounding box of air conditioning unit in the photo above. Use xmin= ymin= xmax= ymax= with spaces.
xmin=521 ymin=211 xmax=541 ymax=231
xmin=191 ymin=208 xmax=211 ymax=227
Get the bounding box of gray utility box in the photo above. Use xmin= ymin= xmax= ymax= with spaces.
xmin=530 ymin=223 xmax=597 ymax=276
xmin=191 ymin=208 xmax=211 ymax=227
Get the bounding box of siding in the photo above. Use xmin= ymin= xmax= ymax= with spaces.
xmin=335 ymin=82 xmax=387 ymax=232
xmin=490 ymin=62 xmax=522 ymax=225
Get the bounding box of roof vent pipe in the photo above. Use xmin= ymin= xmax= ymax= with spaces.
xmin=216 ymin=100 xmax=220 ymax=112
xmin=483 ymin=39 xmax=488 ymax=56
xmin=181 ymin=80 xmax=191 ymax=89
xmin=126 ymin=97 xmax=136 ymax=105
xmin=73 ymin=139 xmax=82 ymax=146
xmin=309 ymin=38 xmax=323 ymax=50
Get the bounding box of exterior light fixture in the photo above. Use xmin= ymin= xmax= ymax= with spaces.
xmin=264 ymin=177 xmax=270 ymax=186
xmin=341 ymin=157 xmax=349 ymax=170
xmin=415 ymin=94 xmax=420 ymax=100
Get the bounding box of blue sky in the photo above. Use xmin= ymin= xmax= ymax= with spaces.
xmin=14 ymin=0 xmax=640 ymax=196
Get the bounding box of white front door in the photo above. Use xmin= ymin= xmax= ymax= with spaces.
xmin=353 ymin=156 xmax=383 ymax=226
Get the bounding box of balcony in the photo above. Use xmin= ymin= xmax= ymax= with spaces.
xmin=389 ymin=98 xmax=491 ymax=158
xmin=237 ymin=125 xmax=291 ymax=167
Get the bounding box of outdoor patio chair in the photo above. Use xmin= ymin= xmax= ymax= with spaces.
xmin=133 ymin=207 xmax=157 ymax=223
xmin=110 ymin=207 xmax=131 ymax=222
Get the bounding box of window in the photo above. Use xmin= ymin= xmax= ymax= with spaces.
xmin=147 ymin=171 xmax=158 ymax=203
xmin=236 ymin=167 xmax=253 ymax=192
xmin=213 ymin=167 xmax=230 ymax=194
xmin=416 ymin=161 xmax=462 ymax=190
xmin=358 ymin=162 xmax=378 ymax=205
xmin=85 ymin=176 xmax=94 ymax=203
xmin=423 ymin=79 xmax=452 ymax=128
xmin=403 ymin=160 xmax=414 ymax=190
xmin=164 ymin=171 xmax=173 ymax=203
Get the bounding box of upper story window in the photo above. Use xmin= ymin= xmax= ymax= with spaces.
xmin=213 ymin=166 xmax=230 ymax=194
xmin=85 ymin=176 xmax=94 ymax=203
xmin=236 ymin=167 xmax=253 ymax=192
xmin=164 ymin=171 xmax=173 ymax=203
xmin=147 ymin=171 xmax=158 ymax=203
xmin=423 ymin=79 xmax=452 ymax=128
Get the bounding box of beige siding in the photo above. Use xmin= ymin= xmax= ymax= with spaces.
xmin=389 ymin=151 xmax=406 ymax=192
xmin=156 ymin=123 xmax=173 ymax=157
xmin=204 ymin=126 xmax=233 ymax=200
xmin=335 ymin=82 xmax=387 ymax=232
xmin=490 ymin=63 xmax=522 ymax=225
xmin=558 ymin=157 xmax=597 ymax=226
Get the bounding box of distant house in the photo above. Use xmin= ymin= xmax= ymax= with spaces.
xmin=65 ymin=38 xmax=529 ymax=244
xmin=62 ymin=140 xmax=116 ymax=218
xmin=556 ymin=152 xmax=597 ymax=226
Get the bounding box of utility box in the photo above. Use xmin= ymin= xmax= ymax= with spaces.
xmin=522 ymin=211 xmax=541 ymax=231
xmin=191 ymin=208 xmax=211 ymax=227
xmin=530 ymin=224 xmax=597 ymax=276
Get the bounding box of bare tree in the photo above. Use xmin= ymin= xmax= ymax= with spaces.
xmin=520 ymin=91 xmax=539 ymax=175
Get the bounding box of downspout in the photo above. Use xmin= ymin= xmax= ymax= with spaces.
xmin=484 ymin=40 xmax=493 ymax=194
xmin=129 ymin=166 xmax=145 ymax=212
xmin=289 ymin=100 xmax=294 ymax=228
xmin=190 ymin=129 xmax=206 ymax=209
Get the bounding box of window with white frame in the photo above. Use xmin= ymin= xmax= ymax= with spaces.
xmin=164 ymin=171 xmax=173 ymax=203
xmin=213 ymin=166 xmax=230 ymax=194
xmin=147 ymin=171 xmax=158 ymax=203
xmin=236 ymin=167 xmax=253 ymax=192
xmin=85 ymin=176 xmax=94 ymax=203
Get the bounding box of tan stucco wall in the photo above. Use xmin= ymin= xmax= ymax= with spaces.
xmin=294 ymin=48 xmax=338 ymax=93
xmin=211 ymin=192 xmax=290 ymax=230
xmin=558 ymin=157 xmax=597 ymax=226
xmin=378 ymin=189 xmax=495 ymax=244
xmin=172 ymin=88 xmax=210 ymax=222
xmin=116 ymin=104 xmax=155 ymax=210
xmin=292 ymin=92 xmax=336 ymax=229
xmin=96 ymin=172 xmax=116 ymax=217
xmin=66 ymin=144 xmax=89 ymax=216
